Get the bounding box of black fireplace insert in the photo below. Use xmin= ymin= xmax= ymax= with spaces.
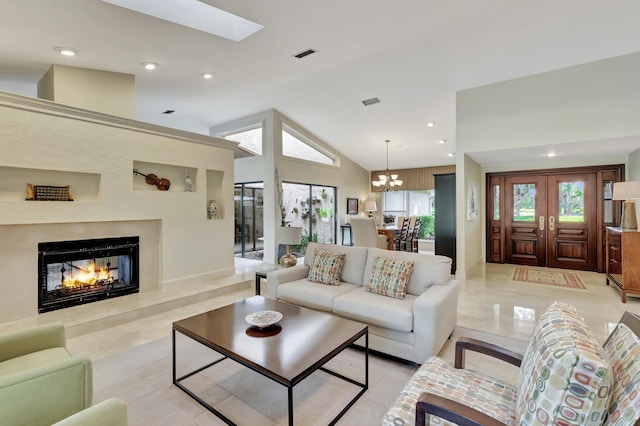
xmin=38 ymin=236 xmax=140 ymax=313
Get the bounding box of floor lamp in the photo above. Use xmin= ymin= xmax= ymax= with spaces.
xmin=279 ymin=226 xmax=302 ymax=267
xmin=613 ymin=181 xmax=640 ymax=230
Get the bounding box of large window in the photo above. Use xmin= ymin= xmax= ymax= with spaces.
xmin=224 ymin=125 xmax=263 ymax=157
xmin=281 ymin=182 xmax=336 ymax=256
xmin=382 ymin=190 xmax=435 ymax=238
xmin=382 ymin=190 xmax=434 ymax=217
xmin=282 ymin=125 xmax=335 ymax=166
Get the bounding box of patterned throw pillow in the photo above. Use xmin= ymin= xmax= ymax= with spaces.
xmin=365 ymin=256 xmax=414 ymax=299
xmin=516 ymin=301 xmax=613 ymax=425
xmin=307 ymin=249 xmax=346 ymax=285
xmin=603 ymin=323 xmax=640 ymax=426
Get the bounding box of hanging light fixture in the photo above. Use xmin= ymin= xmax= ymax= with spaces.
xmin=372 ymin=139 xmax=403 ymax=191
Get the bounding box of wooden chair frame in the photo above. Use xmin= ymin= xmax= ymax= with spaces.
xmin=415 ymin=311 xmax=640 ymax=426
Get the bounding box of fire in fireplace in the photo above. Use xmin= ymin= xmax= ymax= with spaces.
xmin=38 ymin=236 xmax=139 ymax=313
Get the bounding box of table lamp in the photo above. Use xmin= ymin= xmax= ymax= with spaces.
xmin=279 ymin=226 xmax=302 ymax=267
xmin=613 ymin=181 xmax=640 ymax=230
xmin=364 ymin=201 xmax=377 ymax=218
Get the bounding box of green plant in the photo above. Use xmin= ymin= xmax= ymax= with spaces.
xmin=418 ymin=214 xmax=435 ymax=239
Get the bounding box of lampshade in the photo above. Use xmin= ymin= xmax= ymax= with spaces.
xmin=364 ymin=201 xmax=377 ymax=212
xmin=280 ymin=226 xmax=302 ymax=245
xmin=613 ymin=181 xmax=640 ymax=230
xmin=612 ymin=181 xmax=640 ymax=200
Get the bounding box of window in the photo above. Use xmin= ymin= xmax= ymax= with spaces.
xmin=558 ymin=181 xmax=584 ymax=222
xmin=382 ymin=190 xmax=434 ymax=218
xmin=513 ymin=184 xmax=536 ymax=221
xmin=224 ymin=125 xmax=263 ymax=157
xmin=381 ymin=190 xmax=435 ymax=238
xmin=282 ymin=126 xmax=335 ymax=166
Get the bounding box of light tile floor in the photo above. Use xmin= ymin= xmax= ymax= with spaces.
xmin=10 ymin=259 xmax=640 ymax=425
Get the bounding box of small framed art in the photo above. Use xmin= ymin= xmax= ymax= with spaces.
xmin=347 ymin=198 xmax=358 ymax=215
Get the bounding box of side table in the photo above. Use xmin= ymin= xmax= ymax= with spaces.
xmin=255 ymin=269 xmax=278 ymax=295
xmin=340 ymin=224 xmax=354 ymax=246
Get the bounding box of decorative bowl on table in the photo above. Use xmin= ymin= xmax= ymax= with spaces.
xmin=245 ymin=310 xmax=283 ymax=328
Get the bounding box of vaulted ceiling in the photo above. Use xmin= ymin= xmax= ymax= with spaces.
xmin=2 ymin=0 xmax=640 ymax=170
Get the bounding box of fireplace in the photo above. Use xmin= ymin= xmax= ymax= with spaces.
xmin=38 ymin=236 xmax=139 ymax=313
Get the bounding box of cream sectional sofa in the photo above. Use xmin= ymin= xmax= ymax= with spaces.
xmin=266 ymin=242 xmax=459 ymax=364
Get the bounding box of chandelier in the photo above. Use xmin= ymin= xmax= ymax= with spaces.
xmin=372 ymin=139 xmax=403 ymax=191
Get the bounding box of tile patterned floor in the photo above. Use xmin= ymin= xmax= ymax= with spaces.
xmin=7 ymin=259 xmax=640 ymax=425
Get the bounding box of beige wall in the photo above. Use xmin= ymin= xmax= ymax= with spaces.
xmin=0 ymin=91 xmax=236 ymax=322
xmin=37 ymin=65 xmax=136 ymax=119
xmin=456 ymin=52 xmax=640 ymax=276
xmin=211 ymin=109 xmax=371 ymax=264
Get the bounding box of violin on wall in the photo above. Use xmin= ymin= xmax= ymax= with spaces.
xmin=133 ymin=169 xmax=171 ymax=191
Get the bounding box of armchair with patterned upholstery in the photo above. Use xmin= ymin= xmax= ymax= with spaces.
xmin=383 ymin=303 xmax=640 ymax=426
xmin=0 ymin=324 xmax=93 ymax=426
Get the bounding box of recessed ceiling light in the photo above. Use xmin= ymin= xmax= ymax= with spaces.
xmin=55 ymin=47 xmax=76 ymax=56
xmin=547 ymin=152 xmax=557 ymax=157
xmin=438 ymin=139 xmax=446 ymax=144
xmin=361 ymin=97 xmax=381 ymax=106
xmin=201 ymin=73 xmax=213 ymax=79
xmin=446 ymin=152 xmax=455 ymax=157
xmin=427 ymin=122 xmax=435 ymax=127
xmin=100 ymin=0 xmax=263 ymax=42
xmin=142 ymin=62 xmax=157 ymax=70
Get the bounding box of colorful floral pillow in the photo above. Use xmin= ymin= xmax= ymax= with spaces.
xmin=307 ymin=249 xmax=346 ymax=285
xmin=365 ymin=256 xmax=414 ymax=299
xmin=603 ymin=322 xmax=640 ymax=426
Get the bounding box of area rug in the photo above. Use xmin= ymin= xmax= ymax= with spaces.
xmin=512 ymin=267 xmax=586 ymax=290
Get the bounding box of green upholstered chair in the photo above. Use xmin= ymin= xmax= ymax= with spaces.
xmin=52 ymin=398 xmax=128 ymax=426
xmin=0 ymin=324 xmax=93 ymax=426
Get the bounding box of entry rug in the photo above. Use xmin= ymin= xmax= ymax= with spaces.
xmin=512 ymin=267 xmax=586 ymax=290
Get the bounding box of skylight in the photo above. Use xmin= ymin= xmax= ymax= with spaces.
xmin=101 ymin=0 xmax=264 ymax=41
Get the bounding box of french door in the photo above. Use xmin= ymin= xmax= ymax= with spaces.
xmin=488 ymin=165 xmax=623 ymax=272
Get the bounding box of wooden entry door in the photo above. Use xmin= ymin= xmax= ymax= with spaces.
xmin=546 ymin=173 xmax=597 ymax=270
xmin=505 ymin=175 xmax=547 ymax=266
xmin=504 ymin=173 xmax=597 ymax=269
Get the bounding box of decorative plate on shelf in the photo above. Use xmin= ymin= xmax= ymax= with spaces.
xmin=245 ymin=310 xmax=283 ymax=328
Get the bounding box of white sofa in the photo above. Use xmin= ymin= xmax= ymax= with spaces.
xmin=266 ymin=242 xmax=459 ymax=364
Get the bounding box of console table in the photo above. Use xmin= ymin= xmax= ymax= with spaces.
xmin=606 ymin=227 xmax=640 ymax=302
xmin=340 ymin=224 xmax=353 ymax=246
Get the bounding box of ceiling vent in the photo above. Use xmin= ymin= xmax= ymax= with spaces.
xmin=293 ymin=49 xmax=317 ymax=59
xmin=162 ymin=110 xmax=176 ymax=114
xmin=361 ymin=97 xmax=381 ymax=106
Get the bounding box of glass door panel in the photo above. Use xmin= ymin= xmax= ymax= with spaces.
xmin=513 ymin=184 xmax=536 ymax=221
xmin=234 ymin=182 xmax=264 ymax=260
xmin=282 ymin=182 xmax=336 ymax=257
xmin=557 ymin=181 xmax=584 ymax=222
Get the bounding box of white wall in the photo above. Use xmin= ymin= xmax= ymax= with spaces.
xmin=629 ymin=148 xmax=640 ymax=180
xmin=211 ymin=109 xmax=371 ymax=264
xmin=38 ymin=65 xmax=136 ymax=119
xmin=458 ymin=53 xmax=640 ymax=153
xmin=0 ymin=91 xmax=236 ymax=322
xmin=460 ymin=155 xmax=482 ymax=277
xmin=456 ymin=52 xmax=640 ymax=274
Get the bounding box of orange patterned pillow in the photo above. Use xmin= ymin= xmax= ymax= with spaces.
xmin=308 ymin=249 xmax=346 ymax=285
xmin=365 ymin=256 xmax=414 ymax=299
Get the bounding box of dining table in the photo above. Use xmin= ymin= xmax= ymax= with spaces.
xmin=377 ymin=226 xmax=397 ymax=250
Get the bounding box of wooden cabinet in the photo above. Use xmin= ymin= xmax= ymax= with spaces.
xmin=606 ymin=227 xmax=640 ymax=302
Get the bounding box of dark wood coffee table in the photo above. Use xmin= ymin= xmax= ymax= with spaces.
xmin=172 ymin=296 xmax=368 ymax=425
